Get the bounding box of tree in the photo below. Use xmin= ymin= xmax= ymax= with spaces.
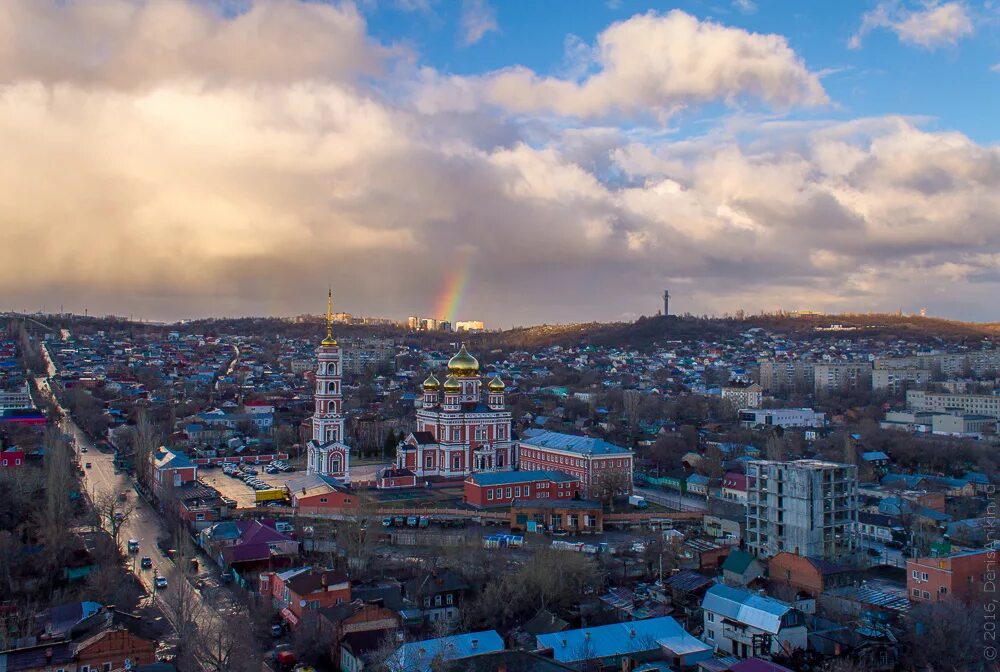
xmin=42 ymin=427 xmax=74 ymax=560
xmin=901 ymin=600 xmax=992 ymax=671
xmin=765 ymin=432 xmax=784 ymax=461
xmin=91 ymin=490 xmax=136 ymax=554
xmin=622 ymin=389 xmax=640 ymax=444
xmin=133 ymin=408 xmax=161 ymax=491
xmin=159 ymin=537 xmax=203 ymax=670
xmin=197 ymin=606 xmax=259 ymax=672
xmin=593 ymin=470 xmax=631 ymax=511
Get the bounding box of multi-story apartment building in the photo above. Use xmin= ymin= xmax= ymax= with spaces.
xmin=0 ymin=382 xmax=32 ymax=410
xmin=721 ymin=382 xmax=763 ymax=409
xmin=871 ymin=368 xmax=932 ymax=394
xmin=813 ymin=362 xmax=872 ymax=395
xmin=745 ymin=459 xmax=859 ymax=560
xmin=876 ymin=350 xmax=1000 ymax=378
xmin=906 ymin=390 xmax=1000 ymax=420
xmin=756 ymin=360 xmax=815 ymax=393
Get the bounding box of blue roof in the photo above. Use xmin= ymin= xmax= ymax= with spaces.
xmin=390 ymin=630 xmax=503 ymax=672
xmin=861 ymin=451 xmax=889 ymax=461
xmin=470 ymin=470 xmax=577 ymax=486
xmin=687 ymin=474 xmax=710 ymax=485
xmin=154 ymin=447 xmax=196 ymax=471
xmin=521 ymin=430 xmax=630 ymax=456
xmin=537 ymin=616 xmax=710 ymax=664
xmin=702 ymin=584 xmax=792 ymax=635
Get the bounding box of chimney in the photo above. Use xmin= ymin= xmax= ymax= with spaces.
xmin=471 ymin=639 xmax=478 ymax=649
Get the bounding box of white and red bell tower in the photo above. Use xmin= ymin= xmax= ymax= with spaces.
xmin=306 ymin=289 xmax=350 ymax=482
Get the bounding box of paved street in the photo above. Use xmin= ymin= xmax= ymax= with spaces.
xmin=633 ymin=485 xmax=708 ymax=512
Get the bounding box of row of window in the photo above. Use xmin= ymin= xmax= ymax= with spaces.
xmin=0 ymin=458 xmax=23 ymax=466
xmin=422 ymin=593 xmax=455 ymax=607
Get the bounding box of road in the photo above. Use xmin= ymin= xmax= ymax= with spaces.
xmin=633 ymin=485 xmax=708 ymax=512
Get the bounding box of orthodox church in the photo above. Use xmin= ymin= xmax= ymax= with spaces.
xmin=395 ymin=345 xmax=513 ymax=479
xmin=306 ymin=291 xmax=350 ymax=483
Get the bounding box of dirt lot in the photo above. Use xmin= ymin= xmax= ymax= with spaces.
xmin=199 ymin=466 xmax=301 ymax=508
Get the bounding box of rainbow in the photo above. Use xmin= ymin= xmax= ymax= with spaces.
xmin=434 ymin=256 xmax=471 ymax=322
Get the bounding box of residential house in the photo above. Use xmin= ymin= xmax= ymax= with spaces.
xmin=403 ymin=570 xmax=470 ymax=624
xmin=286 ymin=473 xmax=357 ymax=512
xmin=687 ymin=473 xmax=711 ymax=497
xmin=721 ymin=551 xmax=765 ymax=587
xmin=721 ymin=472 xmax=749 ymax=503
xmin=151 ymin=447 xmax=197 ymax=501
xmin=0 ymin=628 xmax=157 ymax=672
xmin=535 ymin=616 xmax=712 ymax=670
xmin=261 ymin=567 xmax=351 ymax=627
xmin=701 ymin=584 xmax=808 ymax=659
xmin=387 ymin=630 xmax=503 ymax=672
xmin=200 ymin=519 xmax=299 ymax=572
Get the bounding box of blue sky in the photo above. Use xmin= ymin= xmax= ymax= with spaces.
xmin=2 ymin=0 xmax=998 ymax=324
xmin=362 ymin=0 xmax=999 ymax=142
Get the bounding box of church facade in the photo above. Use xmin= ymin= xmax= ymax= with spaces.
xmin=394 ymin=345 xmax=513 ymax=480
xmin=306 ymin=291 xmax=350 ymax=483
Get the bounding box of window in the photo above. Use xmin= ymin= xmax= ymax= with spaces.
xmin=446 ymin=593 xmax=454 ymax=605
xmin=434 ymin=595 xmax=442 ymax=607
xmin=515 ymin=486 xmax=521 ymax=497
xmin=524 ymin=485 xmax=530 ymax=497
xmin=707 ymin=612 xmax=715 ymax=622
xmin=487 ymin=489 xmax=494 ymax=501
xmin=320 ymin=497 xmax=328 ymax=503
xmin=912 ymin=588 xmax=920 ymax=597
xmin=707 ymin=629 xmax=715 ymax=641
xmin=81 ymin=667 xmax=90 ymax=672
xmin=923 ymin=591 xmax=930 ymax=599
xmin=506 ymin=487 xmax=512 ymax=499
xmin=423 ymin=597 xmax=431 ymax=607
xmin=912 ymin=570 xmax=919 ymax=580
xmin=922 ymin=573 xmax=929 ymax=581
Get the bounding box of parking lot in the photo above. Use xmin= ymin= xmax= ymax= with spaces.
xmin=199 ymin=464 xmax=301 ymax=509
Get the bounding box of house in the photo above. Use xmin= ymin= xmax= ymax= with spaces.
xmin=535 ymin=616 xmax=712 ymax=669
xmin=171 ymin=480 xmax=232 ymax=529
xmin=855 ymin=512 xmax=901 ymax=545
xmin=340 ymin=628 xmax=395 ymax=672
xmin=151 ymin=446 xmax=197 ymax=500
xmin=403 ymin=570 xmax=470 ymax=624
xmin=286 ymin=473 xmax=357 ymax=512
xmin=464 ymin=470 xmax=580 ymax=508
xmin=387 ymin=630 xmax=503 ymax=672
xmin=687 ymin=473 xmax=711 ymax=497
xmin=517 ymin=430 xmax=633 ymax=497
xmin=260 ymin=567 xmax=351 ymax=627
xmin=701 ymin=584 xmax=808 ymax=659
xmin=721 ymin=551 xmax=765 ymax=587
xmin=0 ymin=627 xmax=157 ymax=672
xmin=200 ymin=519 xmax=299 ymax=571
xmin=0 ymin=448 xmax=25 ymax=468
xmin=767 ymin=553 xmax=858 ymax=598
xmin=376 ymin=467 xmax=417 ymax=489
xmin=907 ymin=548 xmax=994 ymax=604
xmin=325 ymin=602 xmax=402 ymax=669
xmin=721 ymin=472 xmax=749 ymax=503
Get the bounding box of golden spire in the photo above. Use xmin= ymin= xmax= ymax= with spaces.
xmin=321 ymin=286 xmax=338 ymax=347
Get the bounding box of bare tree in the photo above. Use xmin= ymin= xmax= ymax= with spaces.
xmin=133 ymin=408 xmax=162 ymax=491
xmin=159 ymin=539 xmax=203 ymax=671
xmin=593 ymin=470 xmax=631 ymax=511
xmin=41 ymin=427 xmax=74 ymax=567
xmin=197 ymin=605 xmax=257 ymax=672
xmin=91 ymin=490 xmax=136 ymax=554
xmin=765 ymin=432 xmax=784 ymax=461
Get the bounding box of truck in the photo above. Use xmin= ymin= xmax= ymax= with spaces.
xmin=628 ymin=495 xmax=647 ymax=508
xmin=255 ymin=488 xmax=288 ymax=504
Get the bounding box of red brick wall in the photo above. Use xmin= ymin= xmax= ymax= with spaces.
xmin=768 ymin=553 xmax=825 ymax=596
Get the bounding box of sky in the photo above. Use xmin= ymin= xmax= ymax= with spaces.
xmin=1 ymin=0 xmax=998 ymax=327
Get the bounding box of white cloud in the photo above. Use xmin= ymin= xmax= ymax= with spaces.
xmin=991 ymin=62 xmax=1000 ymax=72
xmin=851 ymin=1 xmax=973 ymax=50
xmin=0 ymin=0 xmax=385 ymax=87
xmin=0 ymin=0 xmax=997 ymax=323
xmin=459 ymin=0 xmax=498 ymax=46
xmin=733 ymin=0 xmax=758 ymax=15
xmin=473 ymin=10 xmax=828 ymax=119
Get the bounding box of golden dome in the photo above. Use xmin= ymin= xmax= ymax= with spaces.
xmin=447 ymin=344 xmax=479 ymax=377
xmin=443 ymin=376 xmax=462 ymax=393
xmin=488 ymin=375 xmax=505 ymax=392
xmin=422 ymin=373 xmax=441 ymax=391
xmin=321 ymin=335 xmax=338 ymax=347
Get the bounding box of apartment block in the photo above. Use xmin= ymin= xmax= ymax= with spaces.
xmin=907 ymin=549 xmax=994 ymax=604
xmin=871 ymin=368 xmax=932 ymax=394
xmin=757 ymin=360 xmax=815 ymax=393
xmin=738 ymin=408 xmax=825 ymax=429
xmin=906 ymin=390 xmax=1000 ymax=420
xmin=813 ymin=362 xmax=872 ymax=395
xmin=745 ymin=459 xmax=859 ymax=560
xmin=722 ymin=382 xmax=763 ymax=409
xmin=876 ymin=350 xmax=1000 ymax=378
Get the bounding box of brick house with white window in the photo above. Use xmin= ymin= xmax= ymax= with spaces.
xmin=517 ymin=431 xmax=632 ymax=497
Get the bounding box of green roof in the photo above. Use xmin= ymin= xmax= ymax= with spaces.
xmin=722 ymin=550 xmax=756 ymax=575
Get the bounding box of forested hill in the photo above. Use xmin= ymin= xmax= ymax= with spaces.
xmin=474 ymin=313 xmax=1000 ymax=351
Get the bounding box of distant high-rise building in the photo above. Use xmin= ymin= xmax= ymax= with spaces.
xmin=455 ymin=320 xmax=485 ymax=332
xmin=438 ymin=321 xmax=452 ymax=332
xmin=420 ymin=317 xmax=438 ymax=331
xmin=663 ymin=289 xmax=670 ymax=316
xmin=407 ymin=316 xmax=420 ymax=330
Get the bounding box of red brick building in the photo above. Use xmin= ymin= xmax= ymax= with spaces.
xmin=518 ymin=431 xmax=632 ymax=497
xmin=377 ymin=467 xmax=418 ymax=489
xmin=463 ymin=470 xmax=580 ymax=508
xmin=151 ymin=446 xmax=197 ymax=501
xmin=767 ymin=552 xmax=858 ymax=597
xmin=908 ymin=548 xmax=995 ymax=604
xmin=75 ymin=628 xmax=158 ymax=672
xmin=287 ymin=473 xmax=357 ymax=513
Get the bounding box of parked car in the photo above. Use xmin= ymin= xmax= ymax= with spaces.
xmin=382 ymin=517 xmax=393 ymax=528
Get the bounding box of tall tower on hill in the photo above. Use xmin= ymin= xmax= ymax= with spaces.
xmin=663 ymin=289 xmax=670 ymax=317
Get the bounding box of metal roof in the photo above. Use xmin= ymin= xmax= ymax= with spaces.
xmin=520 ymin=430 xmax=630 ymax=456
xmin=537 ymin=616 xmax=709 ymax=664
xmin=702 ymin=584 xmax=791 ymax=635
xmin=469 ymin=469 xmax=577 ymax=486
xmin=390 ymin=630 xmax=503 ymax=672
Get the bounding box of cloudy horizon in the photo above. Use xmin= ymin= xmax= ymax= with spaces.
xmin=2 ymin=0 xmax=999 ymax=328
